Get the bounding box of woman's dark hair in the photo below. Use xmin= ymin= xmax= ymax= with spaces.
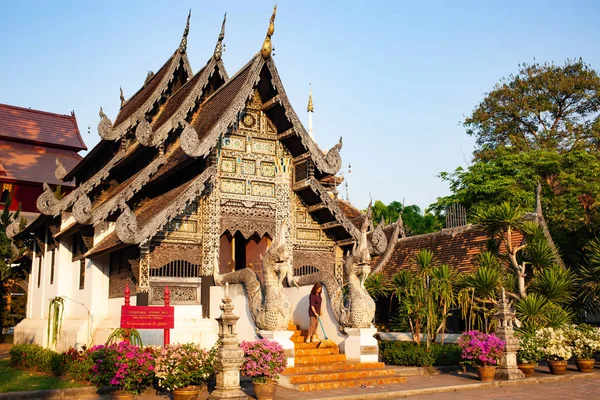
xmin=311 ymin=282 xmax=322 ymax=295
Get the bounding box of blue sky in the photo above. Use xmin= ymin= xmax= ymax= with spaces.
xmin=1 ymin=1 xmax=599 ymax=211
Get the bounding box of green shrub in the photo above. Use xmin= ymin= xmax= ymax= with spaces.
xmin=9 ymin=343 xmax=67 ymax=376
xmin=63 ymin=347 xmax=94 ymax=381
xmin=379 ymin=341 xmax=461 ymax=366
xmin=429 ymin=343 xmax=461 ymax=366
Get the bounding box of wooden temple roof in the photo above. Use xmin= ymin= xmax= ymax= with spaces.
xmin=371 ymin=225 xmax=525 ymax=278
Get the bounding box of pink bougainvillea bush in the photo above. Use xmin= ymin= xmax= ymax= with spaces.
xmin=458 ymin=330 xmax=505 ymax=366
xmin=89 ymin=342 xmax=155 ymax=395
xmin=240 ymin=339 xmax=287 ymax=383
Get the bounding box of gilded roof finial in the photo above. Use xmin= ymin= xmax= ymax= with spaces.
xmin=119 ymin=86 xmax=125 ymax=106
xmin=307 ymin=84 xmax=314 ymax=112
xmin=179 ymin=9 xmax=191 ymax=53
xmin=261 ymin=5 xmax=277 ymax=60
xmin=214 ymin=13 xmax=227 ymax=61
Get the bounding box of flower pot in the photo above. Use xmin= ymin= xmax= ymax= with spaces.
xmin=576 ymin=359 xmax=595 ymax=373
xmin=476 ymin=365 xmax=496 ymax=382
xmin=253 ymin=380 xmax=278 ymax=400
xmin=518 ymin=363 xmax=536 ymax=377
xmin=547 ymin=360 xmax=568 ymax=375
xmin=173 ymin=386 xmax=201 ymax=400
xmin=110 ymin=390 xmax=134 ymax=400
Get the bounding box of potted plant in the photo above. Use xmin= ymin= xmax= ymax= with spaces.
xmin=154 ymin=343 xmax=215 ymax=400
xmin=516 ymin=333 xmax=540 ymax=377
xmin=458 ymin=330 xmax=505 ymax=381
xmin=240 ymin=339 xmax=287 ymax=400
xmin=571 ymin=324 xmax=600 ymax=373
xmin=89 ymin=342 xmax=155 ymax=399
xmin=535 ymin=327 xmax=572 ymax=375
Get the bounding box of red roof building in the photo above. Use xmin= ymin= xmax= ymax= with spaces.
xmin=0 ymin=103 xmax=87 ymax=220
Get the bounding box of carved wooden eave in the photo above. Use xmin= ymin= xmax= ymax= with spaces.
xmin=371 ymin=215 xmax=405 ymax=275
xmin=72 ymin=153 xmax=168 ymax=225
xmin=264 ymin=59 xmax=342 ymax=176
xmin=180 ymin=54 xmax=342 ymax=179
xmin=36 ymin=148 xmax=127 ymax=216
xmin=5 ymin=216 xmax=21 ymax=239
xmin=140 ymin=56 xmax=230 ymax=148
xmin=97 ymin=50 xmax=193 ymax=142
xmin=54 ymin=157 xmax=68 ymax=182
xmin=368 ymin=219 xmax=388 ymax=255
xmin=115 ymin=166 xmax=216 ymax=245
xmin=301 ymin=178 xmax=361 ymax=241
xmin=181 ymin=55 xmax=263 ymax=158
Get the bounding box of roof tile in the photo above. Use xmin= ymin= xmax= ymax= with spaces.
xmin=0 ymin=103 xmax=86 ymax=151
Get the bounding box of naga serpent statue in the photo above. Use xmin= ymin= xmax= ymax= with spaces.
xmin=213 ymin=221 xmax=295 ymax=331
xmin=292 ymin=212 xmax=376 ymax=330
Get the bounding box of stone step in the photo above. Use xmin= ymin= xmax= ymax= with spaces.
xmin=281 ymin=375 xmax=407 ymax=392
xmin=293 ymin=342 xmax=320 ymax=349
xmin=295 ymin=347 xmax=339 ymax=356
xmin=294 ymin=353 xmax=347 ymax=365
xmin=284 ymin=361 xmax=385 ymax=375
xmin=286 ymin=367 xmax=397 ymax=384
xmin=291 ymin=335 xmax=331 ymax=343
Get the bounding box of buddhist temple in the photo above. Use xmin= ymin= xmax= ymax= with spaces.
xmin=12 ymin=9 xmax=401 ymax=355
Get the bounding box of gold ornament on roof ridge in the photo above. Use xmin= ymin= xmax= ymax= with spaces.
xmin=214 ymin=13 xmax=227 ymax=60
xmin=179 ymin=9 xmax=191 ymax=53
xmin=261 ymin=5 xmax=277 ymax=60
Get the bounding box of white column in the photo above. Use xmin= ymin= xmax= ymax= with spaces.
xmin=343 ymin=327 xmax=378 ymax=363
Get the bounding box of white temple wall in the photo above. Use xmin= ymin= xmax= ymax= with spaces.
xmin=209 ymin=283 xmax=346 ymax=346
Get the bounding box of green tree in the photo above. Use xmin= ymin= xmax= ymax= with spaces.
xmin=372 ymin=200 xmax=442 ymax=235
xmin=0 ymin=194 xmax=20 ymax=333
xmin=389 ymin=249 xmax=455 ymax=347
xmin=465 ymin=59 xmax=600 ymax=158
xmin=432 ymin=59 xmax=600 ymax=267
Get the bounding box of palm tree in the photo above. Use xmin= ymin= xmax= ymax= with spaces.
xmin=475 ymin=202 xmax=557 ymax=298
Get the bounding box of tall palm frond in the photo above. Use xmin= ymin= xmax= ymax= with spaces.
xmin=465 ymin=265 xmax=502 ymax=298
xmin=544 ymin=303 xmax=574 ymax=328
xmin=514 ymin=293 xmax=549 ymax=334
xmin=477 ymin=251 xmax=501 ymax=269
xmin=364 ymin=272 xmax=391 ymax=299
xmin=474 ymin=202 xmax=525 ymax=236
xmin=529 ymin=266 xmax=575 ymax=304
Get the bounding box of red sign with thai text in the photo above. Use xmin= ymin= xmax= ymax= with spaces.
xmin=120 ymin=306 xmax=174 ymax=329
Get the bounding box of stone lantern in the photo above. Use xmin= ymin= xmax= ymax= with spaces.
xmin=494 ymin=288 xmax=524 ymax=380
xmin=208 ymin=283 xmax=248 ymax=400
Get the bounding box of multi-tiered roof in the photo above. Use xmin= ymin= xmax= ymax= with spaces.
xmin=30 ymin=8 xmax=370 ymax=260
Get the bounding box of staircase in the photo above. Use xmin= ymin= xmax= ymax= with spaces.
xmin=279 ymin=325 xmax=407 ymax=391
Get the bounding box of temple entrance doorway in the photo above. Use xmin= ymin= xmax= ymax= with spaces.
xmin=219 ymin=230 xmax=271 ymax=281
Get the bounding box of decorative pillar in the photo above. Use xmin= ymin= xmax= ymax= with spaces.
xmin=202 ymin=176 xmax=221 ymax=276
xmin=274 ymin=145 xmax=293 ymax=268
xmin=208 ymin=283 xmax=248 ymax=400
xmin=138 ymin=245 xmax=150 ymax=293
xmin=494 ymin=289 xmax=524 ymax=380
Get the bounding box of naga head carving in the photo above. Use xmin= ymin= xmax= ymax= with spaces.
xmin=264 ymin=221 xmax=289 ymax=265
xmin=345 ymin=208 xmax=372 ymax=282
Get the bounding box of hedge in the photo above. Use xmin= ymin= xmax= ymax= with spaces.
xmin=9 ymin=344 xmax=67 ymax=376
xmin=379 ymin=340 xmax=461 ymax=366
